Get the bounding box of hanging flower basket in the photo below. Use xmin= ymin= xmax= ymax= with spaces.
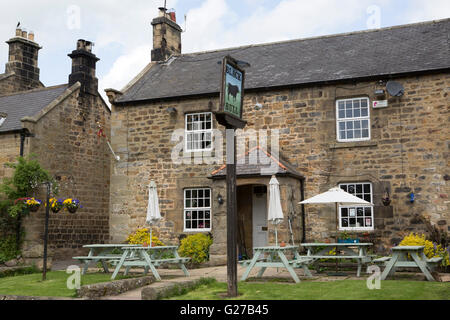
xmin=48 ymin=198 xmax=64 ymax=213
xmin=17 ymin=198 xmax=42 ymax=212
xmin=63 ymin=198 xmax=82 ymax=214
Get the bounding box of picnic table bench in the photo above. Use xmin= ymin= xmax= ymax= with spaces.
xmin=111 ymin=246 xmax=190 ymax=281
xmin=301 ymin=243 xmax=373 ymax=277
xmin=240 ymin=246 xmax=314 ymax=283
xmin=72 ymin=244 xmax=140 ymax=274
xmin=375 ymin=246 xmax=443 ymax=281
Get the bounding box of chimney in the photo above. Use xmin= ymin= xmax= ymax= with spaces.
xmin=68 ymin=39 xmax=100 ymax=95
xmin=5 ymin=27 xmax=42 ymax=90
xmin=151 ymin=7 xmax=182 ymax=61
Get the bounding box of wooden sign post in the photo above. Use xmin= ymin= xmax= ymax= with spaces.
xmin=214 ymin=56 xmax=247 ymax=297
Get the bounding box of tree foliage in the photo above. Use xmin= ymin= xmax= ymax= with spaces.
xmin=0 ymin=154 xmax=58 ymax=218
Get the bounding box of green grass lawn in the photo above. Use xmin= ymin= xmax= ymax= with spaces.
xmin=0 ymin=271 xmax=138 ymax=298
xmin=166 ymin=279 xmax=450 ymax=300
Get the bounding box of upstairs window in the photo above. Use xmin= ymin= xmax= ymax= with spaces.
xmin=185 ymin=112 xmax=213 ymax=152
xmin=336 ymin=97 xmax=370 ymax=142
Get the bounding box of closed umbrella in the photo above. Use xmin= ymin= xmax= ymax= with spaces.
xmin=146 ymin=180 xmax=161 ymax=247
xmin=268 ymin=176 xmax=284 ymax=246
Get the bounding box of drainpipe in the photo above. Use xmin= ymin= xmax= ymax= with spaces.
xmin=16 ymin=129 xmax=35 ymax=248
xmin=300 ymin=178 xmax=306 ymax=243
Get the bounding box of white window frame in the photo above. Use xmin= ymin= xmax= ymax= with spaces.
xmin=183 ymin=188 xmax=212 ymax=232
xmin=0 ymin=117 xmax=5 ymax=127
xmin=336 ymin=97 xmax=371 ymax=142
xmin=185 ymin=112 xmax=213 ymax=152
xmin=338 ymin=182 xmax=374 ymax=231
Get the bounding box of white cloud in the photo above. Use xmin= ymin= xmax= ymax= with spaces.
xmin=405 ymin=0 xmax=450 ymax=23
xmin=98 ymin=45 xmax=151 ymax=104
xmin=181 ymin=0 xmax=378 ymax=53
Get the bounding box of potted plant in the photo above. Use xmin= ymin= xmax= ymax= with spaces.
xmin=63 ymin=198 xmax=82 ymax=214
xmin=49 ymin=198 xmax=64 ymax=213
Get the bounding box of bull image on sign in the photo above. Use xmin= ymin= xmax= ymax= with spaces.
xmin=224 ymin=64 xmax=243 ymax=117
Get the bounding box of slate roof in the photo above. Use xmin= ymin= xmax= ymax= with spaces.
xmin=116 ymin=19 xmax=450 ymax=104
xmin=210 ymin=146 xmax=304 ymax=179
xmin=0 ymin=85 xmax=68 ymax=133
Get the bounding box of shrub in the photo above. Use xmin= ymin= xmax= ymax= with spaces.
xmin=399 ymin=233 xmax=449 ymax=267
xmin=0 ymin=234 xmax=21 ymax=264
xmin=126 ymin=228 xmax=164 ymax=247
xmin=178 ymin=233 xmax=213 ymax=264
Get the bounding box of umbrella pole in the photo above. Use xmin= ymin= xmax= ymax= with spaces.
xmin=275 ymin=226 xmax=278 ymax=246
xmin=335 ymin=203 xmax=338 ymax=273
xmin=150 ymin=226 xmax=152 ymax=247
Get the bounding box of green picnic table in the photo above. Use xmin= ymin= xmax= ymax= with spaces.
xmin=111 ymin=246 xmax=190 ymax=281
xmin=301 ymin=243 xmax=373 ymax=277
xmin=376 ymin=246 xmax=442 ymax=281
xmin=239 ymin=246 xmax=314 ymax=283
xmin=73 ymin=244 xmax=140 ymax=275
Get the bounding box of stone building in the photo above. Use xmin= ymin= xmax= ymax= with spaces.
xmin=106 ymin=10 xmax=449 ymax=264
xmin=0 ymin=29 xmax=111 ymax=264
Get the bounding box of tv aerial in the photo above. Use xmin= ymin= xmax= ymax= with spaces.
xmin=386 ymin=80 xmax=405 ymax=97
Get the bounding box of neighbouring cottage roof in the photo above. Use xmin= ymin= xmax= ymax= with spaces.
xmin=0 ymin=85 xmax=68 ymax=133
xmin=210 ymin=146 xmax=304 ymax=179
xmin=116 ymin=19 xmax=450 ymax=104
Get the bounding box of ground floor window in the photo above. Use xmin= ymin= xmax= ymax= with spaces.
xmin=184 ymin=188 xmax=211 ymax=232
xmin=338 ymin=182 xmax=373 ymax=230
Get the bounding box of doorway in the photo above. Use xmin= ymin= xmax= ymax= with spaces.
xmin=237 ymin=185 xmax=268 ymax=259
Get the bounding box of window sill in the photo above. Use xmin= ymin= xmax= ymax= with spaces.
xmin=329 ymin=141 xmax=377 ymax=149
xmin=183 ymin=229 xmax=212 ymax=233
xmin=339 ymin=228 xmax=375 ymax=231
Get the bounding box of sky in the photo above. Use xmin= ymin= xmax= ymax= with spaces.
xmin=0 ymin=0 xmax=449 ymax=104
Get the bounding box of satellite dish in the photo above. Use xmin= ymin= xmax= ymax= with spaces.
xmin=386 ymin=81 xmax=405 ymax=97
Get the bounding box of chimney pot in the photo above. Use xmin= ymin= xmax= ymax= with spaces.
xmin=15 ymin=28 xmax=22 ymax=37
xmin=28 ymin=31 xmax=35 ymax=41
xmin=22 ymin=30 xmax=28 ymax=39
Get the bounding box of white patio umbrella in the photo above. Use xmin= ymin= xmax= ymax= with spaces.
xmin=299 ymin=187 xmax=373 ymax=242
xmin=268 ymin=176 xmax=284 ymax=246
xmin=146 ymin=180 xmax=161 ymax=247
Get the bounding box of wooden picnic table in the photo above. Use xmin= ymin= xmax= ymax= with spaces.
xmin=73 ymin=244 xmax=140 ymax=275
xmin=377 ymin=246 xmax=442 ymax=281
xmin=301 ymin=243 xmax=373 ymax=277
xmin=111 ymin=246 xmax=190 ymax=281
xmin=239 ymin=246 xmax=314 ymax=283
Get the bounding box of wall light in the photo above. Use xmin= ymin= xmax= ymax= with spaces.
xmin=217 ymin=194 xmax=224 ymax=205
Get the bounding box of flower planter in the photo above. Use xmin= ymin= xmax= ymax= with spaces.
xmin=29 ymin=205 xmax=40 ymax=212
xmin=338 ymin=239 xmax=360 ymax=243
xmin=51 ymin=207 xmax=61 ymax=214
xmin=67 ymin=207 xmax=78 ymax=214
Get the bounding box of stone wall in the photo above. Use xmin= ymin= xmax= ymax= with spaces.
xmin=21 ymin=86 xmax=111 ymax=261
xmin=0 ymin=133 xmax=20 ymax=181
xmin=110 ymin=72 xmax=449 ymax=255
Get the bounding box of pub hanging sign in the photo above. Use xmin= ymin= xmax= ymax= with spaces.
xmin=216 ymin=55 xmax=247 ymax=129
